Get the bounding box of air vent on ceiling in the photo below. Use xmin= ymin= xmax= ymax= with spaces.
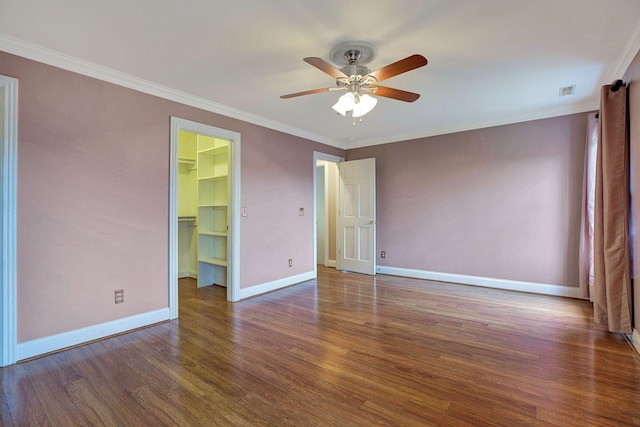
xmin=559 ymin=85 xmax=576 ymax=96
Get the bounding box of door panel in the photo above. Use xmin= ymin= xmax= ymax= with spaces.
xmin=337 ymin=158 xmax=376 ymax=275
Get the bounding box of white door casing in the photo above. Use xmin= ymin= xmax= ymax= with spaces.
xmin=337 ymin=158 xmax=376 ymax=275
xmin=1 ymin=75 xmax=18 ymax=367
xmin=169 ymin=117 xmax=241 ymax=317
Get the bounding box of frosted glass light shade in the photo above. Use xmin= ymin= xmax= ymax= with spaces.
xmin=332 ymin=92 xmax=356 ymax=116
xmin=352 ymin=94 xmax=377 ymax=118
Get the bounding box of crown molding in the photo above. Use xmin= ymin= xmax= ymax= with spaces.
xmin=0 ymin=33 xmax=631 ymax=151
xmin=611 ymin=14 xmax=640 ymax=80
xmin=347 ymin=100 xmax=599 ymax=149
xmin=0 ymin=35 xmax=346 ymax=150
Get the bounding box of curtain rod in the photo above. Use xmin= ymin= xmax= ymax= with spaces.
xmin=595 ymin=79 xmax=627 ymax=118
xmin=611 ymin=79 xmax=626 ymax=92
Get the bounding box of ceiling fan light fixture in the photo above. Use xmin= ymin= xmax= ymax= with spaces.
xmin=352 ymin=93 xmax=377 ymax=118
xmin=281 ymin=44 xmax=427 ymax=122
xmin=332 ymin=92 xmax=356 ymax=116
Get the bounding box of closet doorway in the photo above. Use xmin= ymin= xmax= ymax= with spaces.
xmin=169 ymin=118 xmax=240 ymax=319
xmin=313 ymin=152 xmax=342 ymax=273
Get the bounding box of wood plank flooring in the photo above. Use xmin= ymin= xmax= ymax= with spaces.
xmin=2 ymin=266 xmax=640 ymax=426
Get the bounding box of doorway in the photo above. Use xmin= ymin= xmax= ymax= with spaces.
xmin=313 ymin=152 xmax=342 ymax=274
xmin=313 ymin=152 xmax=377 ymax=277
xmin=169 ymin=118 xmax=241 ymax=319
xmin=315 ymin=159 xmax=339 ymax=268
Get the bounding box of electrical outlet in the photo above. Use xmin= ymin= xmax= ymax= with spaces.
xmin=242 ymin=207 xmax=247 ymax=217
xmin=381 ymin=251 xmax=386 ymax=258
xmin=299 ymin=208 xmax=304 ymax=216
xmin=115 ymin=289 xmax=124 ymax=304
xmin=288 ymin=258 xmax=293 ymax=267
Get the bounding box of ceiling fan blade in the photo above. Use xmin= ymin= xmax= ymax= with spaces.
xmin=303 ymin=57 xmax=349 ymax=79
xmin=365 ymin=54 xmax=428 ymax=83
xmin=280 ymin=88 xmax=331 ymax=99
xmin=371 ymin=86 xmax=421 ymax=102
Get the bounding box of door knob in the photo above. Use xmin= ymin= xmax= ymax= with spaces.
xmin=367 ymin=220 xmax=375 ymax=225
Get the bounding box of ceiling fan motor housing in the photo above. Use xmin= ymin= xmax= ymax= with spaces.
xmin=340 ymin=64 xmax=371 ymax=79
xmin=280 ymin=41 xmax=425 ymax=103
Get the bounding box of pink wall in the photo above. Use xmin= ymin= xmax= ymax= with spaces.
xmin=623 ymin=50 xmax=640 ymax=332
xmin=5 ymin=44 xmax=629 ymax=343
xmin=347 ymin=114 xmax=588 ymax=287
xmin=239 ymin=126 xmax=340 ymax=287
xmin=0 ymin=52 xmax=343 ymax=342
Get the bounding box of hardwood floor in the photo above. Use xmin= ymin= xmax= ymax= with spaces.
xmin=2 ymin=267 xmax=640 ymax=426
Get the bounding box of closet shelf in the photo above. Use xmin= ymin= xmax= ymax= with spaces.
xmin=198 ymin=257 xmax=228 ymax=267
xmin=198 ymin=231 xmax=227 ymax=237
xmin=198 ymin=174 xmax=228 ymax=181
xmin=198 ymin=146 xmax=228 ymax=156
xmin=178 ymin=156 xmax=197 ymax=169
xmin=196 ymin=137 xmax=229 ymax=288
xmin=198 ymin=203 xmax=227 ymax=208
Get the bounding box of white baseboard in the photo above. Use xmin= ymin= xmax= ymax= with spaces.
xmin=178 ymin=270 xmax=197 ymax=279
xmin=16 ymin=308 xmax=170 ymax=361
xmin=632 ymin=329 xmax=640 ymax=357
xmin=325 ymin=260 xmax=336 ymax=268
xmin=376 ymin=266 xmax=583 ymax=298
xmin=238 ymin=271 xmax=315 ymax=300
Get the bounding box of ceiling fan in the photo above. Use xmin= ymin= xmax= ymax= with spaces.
xmin=280 ymin=42 xmax=428 ymax=118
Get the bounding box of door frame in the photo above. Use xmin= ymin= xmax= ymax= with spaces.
xmin=313 ymin=151 xmax=343 ymax=277
xmin=169 ymin=117 xmax=241 ymax=317
xmin=1 ymin=75 xmax=18 ymax=367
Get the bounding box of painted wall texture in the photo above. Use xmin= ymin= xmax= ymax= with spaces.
xmin=4 ymin=45 xmax=636 ymax=345
xmin=347 ymin=114 xmax=588 ymax=287
xmin=0 ymin=51 xmax=343 ymax=342
xmin=623 ymin=49 xmax=640 ymax=332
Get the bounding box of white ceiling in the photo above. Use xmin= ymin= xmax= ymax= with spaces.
xmin=2 ymin=0 xmax=640 ymax=149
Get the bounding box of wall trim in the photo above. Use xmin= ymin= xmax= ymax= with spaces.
xmin=0 ymin=74 xmax=18 ymax=367
xmin=0 ymin=35 xmax=342 ymax=150
xmin=377 ymin=266 xmax=583 ymax=298
xmin=238 ymin=271 xmax=315 ymax=300
xmin=187 ymin=269 xmax=198 ymax=278
xmin=169 ymin=118 xmax=241 ymax=313
xmin=178 ymin=270 xmax=197 ymax=279
xmin=16 ymin=308 xmax=170 ymax=361
xmin=0 ymin=35 xmax=603 ymax=151
xmin=632 ymin=329 xmax=640 ymax=358
xmin=346 ymin=101 xmax=599 ymax=149
xmin=326 ymin=260 xmax=337 ymax=268
xmin=611 ymin=14 xmax=640 ymax=80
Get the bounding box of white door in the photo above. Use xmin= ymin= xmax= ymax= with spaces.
xmin=337 ymin=158 xmax=376 ymax=275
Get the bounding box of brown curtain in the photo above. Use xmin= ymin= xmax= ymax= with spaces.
xmin=593 ymin=82 xmax=632 ymax=334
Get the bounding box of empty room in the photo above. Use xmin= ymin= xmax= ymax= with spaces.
xmin=1 ymin=1 xmax=640 ymax=425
